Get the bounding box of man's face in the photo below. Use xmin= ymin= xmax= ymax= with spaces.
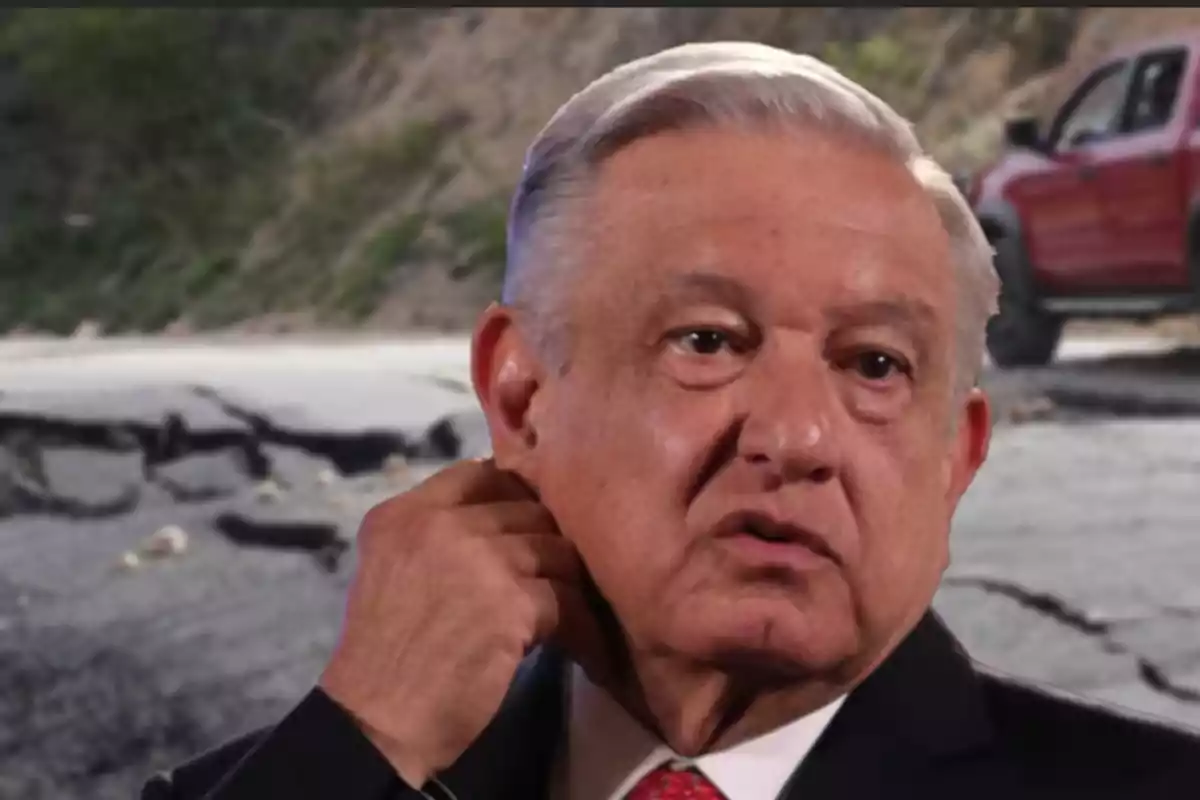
xmin=495 ymin=124 xmax=989 ymax=679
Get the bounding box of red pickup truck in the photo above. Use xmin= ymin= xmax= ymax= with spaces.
xmin=966 ymin=34 xmax=1200 ymax=367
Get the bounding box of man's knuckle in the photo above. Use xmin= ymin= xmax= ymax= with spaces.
xmin=357 ymin=505 xmax=392 ymax=546
xmin=359 ymin=501 xmax=389 ymax=530
xmin=505 ymin=587 xmax=536 ymax=631
xmin=422 ymin=506 xmax=463 ymax=535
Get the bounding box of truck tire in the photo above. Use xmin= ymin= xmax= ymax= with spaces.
xmin=984 ymin=230 xmax=1063 ymax=368
xmin=1186 ymin=204 xmax=1200 ymax=303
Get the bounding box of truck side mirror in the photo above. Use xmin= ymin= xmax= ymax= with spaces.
xmin=1067 ymin=128 xmax=1104 ymax=149
xmin=1004 ymin=117 xmax=1043 ymax=152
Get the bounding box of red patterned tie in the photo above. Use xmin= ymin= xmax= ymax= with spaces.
xmin=624 ymin=760 xmax=728 ymax=800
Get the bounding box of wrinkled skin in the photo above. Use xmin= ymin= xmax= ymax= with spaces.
xmin=474 ymin=123 xmax=991 ymax=753
xmin=320 ymin=460 xmax=613 ymax=787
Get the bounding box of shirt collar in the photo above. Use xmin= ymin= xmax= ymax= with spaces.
xmin=564 ymin=664 xmax=846 ymax=800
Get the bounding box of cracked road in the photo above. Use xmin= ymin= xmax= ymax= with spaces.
xmin=0 ymin=332 xmax=1197 ymax=799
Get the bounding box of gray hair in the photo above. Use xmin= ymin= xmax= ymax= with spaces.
xmin=503 ymin=41 xmax=999 ymax=398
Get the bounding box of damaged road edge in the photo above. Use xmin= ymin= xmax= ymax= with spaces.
xmin=944 ymin=575 xmax=1200 ymax=707
xmin=0 ymin=385 xmax=479 ymax=522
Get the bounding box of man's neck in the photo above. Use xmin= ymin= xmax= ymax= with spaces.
xmin=602 ymin=654 xmax=853 ymax=756
xmin=592 ymin=606 xmax=929 ymax=755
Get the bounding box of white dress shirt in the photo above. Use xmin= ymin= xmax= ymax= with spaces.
xmin=553 ymin=664 xmax=846 ymax=800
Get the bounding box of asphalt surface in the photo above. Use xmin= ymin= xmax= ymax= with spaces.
xmin=1 ymin=332 xmax=1198 ymax=799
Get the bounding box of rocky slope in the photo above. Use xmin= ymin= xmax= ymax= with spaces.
xmin=2 ymin=8 xmax=1198 ymax=336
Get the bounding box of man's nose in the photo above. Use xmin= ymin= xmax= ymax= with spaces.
xmin=736 ymin=357 xmax=840 ymax=485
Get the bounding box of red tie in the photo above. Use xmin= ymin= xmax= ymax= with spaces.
xmin=624 ymin=760 xmax=728 ymax=800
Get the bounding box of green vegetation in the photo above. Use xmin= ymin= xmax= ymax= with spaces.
xmin=0 ymin=8 xmax=1093 ymax=334
xmin=442 ymin=197 xmax=509 ymax=281
xmin=823 ymin=34 xmax=926 ymax=115
xmin=187 ymin=117 xmax=455 ymax=327
xmin=326 ymin=212 xmax=428 ymax=321
xmin=0 ymin=9 xmax=363 ymax=333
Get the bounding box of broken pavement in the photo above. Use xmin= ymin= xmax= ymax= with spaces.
xmin=0 ymin=334 xmax=1197 ymax=799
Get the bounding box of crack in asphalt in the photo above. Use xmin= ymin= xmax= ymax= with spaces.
xmin=0 ymin=385 xmax=469 ymax=521
xmin=0 ymin=407 xmax=258 ymax=521
xmin=3 ymin=382 xmax=1197 ymax=711
xmin=943 ymin=576 xmax=1113 ymax=635
xmin=0 ymin=384 xmax=464 ymax=492
xmin=1041 ymin=387 xmax=1200 ymax=419
xmin=0 ymin=479 xmax=140 ymax=521
xmin=1139 ymin=662 xmax=1200 ymax=703
xmin=944 ymin=575 xmax=1200 ymax=704
xmin=212 ymin=511 xmax=348 ymax=573
xmin=191 ymin=386 xmax=449 ymax=474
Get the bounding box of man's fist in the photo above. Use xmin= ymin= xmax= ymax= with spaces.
xmin=318 ymin=458 xmax=607 ymax=788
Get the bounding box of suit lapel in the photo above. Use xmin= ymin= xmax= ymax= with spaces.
xmin=779 ymin=611 xmax=995 ymax=800
xmin=433 ymin=646 xmax=568 ymax=800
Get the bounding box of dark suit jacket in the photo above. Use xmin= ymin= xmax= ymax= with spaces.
xmin=142 ymin=612 xmax=1200 ymax=799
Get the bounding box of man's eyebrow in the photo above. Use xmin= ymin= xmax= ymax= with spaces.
xmin=658 ymin=271 xmax=755 ymax=306
xmin=825 ymin=299 xmax=939 ymax=332
xmin=650 ymin=274 xmax=940 ymax=334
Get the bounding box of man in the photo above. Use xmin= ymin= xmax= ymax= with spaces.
xmin=144 ymin=42 xmax=1200 ymax=799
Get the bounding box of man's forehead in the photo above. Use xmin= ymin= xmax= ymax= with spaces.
xmin=570 ymin=125 xmax=955 ymax=320
xmin=594 ymin=123 xmax=924 ymax=199
xmin=650 ymin=270 xmax=944 ymax=328
xmin=586 ymin=128 xmax=945 ymax=247
xmin=598 ymin=216 xmax=953 ymax=302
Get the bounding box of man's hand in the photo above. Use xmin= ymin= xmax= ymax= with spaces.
xmin=318 ymin=458 xmax=608 ymax=788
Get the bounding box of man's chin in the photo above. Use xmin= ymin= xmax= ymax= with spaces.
xmin=671 ymin=596 xmax=861 ymax=678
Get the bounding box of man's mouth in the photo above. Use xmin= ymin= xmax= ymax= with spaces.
xmin=742 ymin=518 xmax=792 ymax=543
xmin=713 ymin=509 xmax=840 ymax=567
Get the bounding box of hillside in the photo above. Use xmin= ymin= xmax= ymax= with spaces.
xmin=1 ymin=7 xmax=1197 ymax=337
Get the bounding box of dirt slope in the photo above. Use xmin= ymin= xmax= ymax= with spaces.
xmin=4 ymin=8 xmax=1199 ymax=335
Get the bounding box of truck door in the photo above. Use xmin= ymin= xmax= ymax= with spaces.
xmin=1086 ymin=47 xmax=1191 ymax=289
xmin=1012 ymin=59 xmax=1132 ymax=290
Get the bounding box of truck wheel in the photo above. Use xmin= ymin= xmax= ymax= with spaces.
xmin=984 ymin=236 xmax=1063 ymax=368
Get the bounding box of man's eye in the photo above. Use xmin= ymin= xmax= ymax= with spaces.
xmin=848 ymin=351 xmax=909 ymax=381
xmin=674 ymin=329 xmax=735 ymax=356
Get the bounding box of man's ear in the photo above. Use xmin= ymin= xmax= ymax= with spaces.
xmin=470 ymin=302 xmax=545 ymax=476
xmin=947 ymin=387 xmax=991 ymax=504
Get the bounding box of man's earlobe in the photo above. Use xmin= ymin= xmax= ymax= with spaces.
xmin=948 ymin=388 xmax=991 ymax=502
xmin=470 ymin=303 xmax=543 ymax=467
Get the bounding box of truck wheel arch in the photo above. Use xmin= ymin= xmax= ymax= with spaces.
xmin=1186 ymin=198 xmax=1200 ymax=297
xmin=975 ymin=201 xmax=1063 ymax=367
xmin=975 ymin=201 xmax=1036 ymax=299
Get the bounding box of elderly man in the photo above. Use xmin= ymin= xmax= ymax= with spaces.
xmin=145 ymin=42 xmax=1200 ymax=799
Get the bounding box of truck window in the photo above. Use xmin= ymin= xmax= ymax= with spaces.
xmin=1118 ymin=48 xmax=1188 ymax=134
xmin=1051 ymin=61 xmax=1133 ymax=152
